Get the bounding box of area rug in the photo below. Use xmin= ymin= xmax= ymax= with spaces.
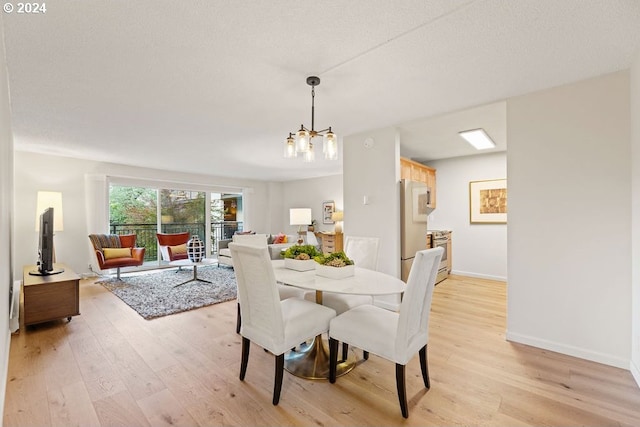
xmin=96 ymin=265 xmax=237 ymax=320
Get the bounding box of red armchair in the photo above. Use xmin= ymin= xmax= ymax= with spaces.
xmin=157 ymin=232 xmax=190 ymax=262
xmin=89 ymin=234 xmax=145 ymax=279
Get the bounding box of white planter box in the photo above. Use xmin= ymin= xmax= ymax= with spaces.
xmin=315 ymin=264 xmax=355 ymax=279
xmin=284 ymin=258 xmax=317 ymax=271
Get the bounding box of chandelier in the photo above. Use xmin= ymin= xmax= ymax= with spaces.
xmin=284 ymin=76 xmax=338 ymax=162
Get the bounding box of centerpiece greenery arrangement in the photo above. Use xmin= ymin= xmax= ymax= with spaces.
xmin=314 ymin=251 xmax=355 ymax=279
xmin=313 ymin=251 xmax=354 ymax=267
xmin=281 ymin=245 xmax=320 ymax=260
xmin=281 ymin=245 xmax=320 ymax=271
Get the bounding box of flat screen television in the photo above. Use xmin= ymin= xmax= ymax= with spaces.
xmin=29 ymin=207 xmax=64 ymax=276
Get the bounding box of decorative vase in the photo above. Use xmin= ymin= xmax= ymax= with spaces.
xmin=187 ymin=235 xmax=205 ymax=262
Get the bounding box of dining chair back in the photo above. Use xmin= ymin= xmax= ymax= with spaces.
xmin=314 ymin=235 xmax=380 ymax=359
xmin=232 ymin=233 xmax=305 ymax=333
xmin=229 ymin=243 xmax=336 ymax=405
xmin=344 ymin=236 xmax=380 ymax=270
xmin=328 ymin=247 xmax=443 ymax=418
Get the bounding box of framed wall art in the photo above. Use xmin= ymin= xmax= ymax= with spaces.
xmin=469 ymin=179 xmax=507 ymax=224
xmin=322 ymin=200 xmax=335 ymax=224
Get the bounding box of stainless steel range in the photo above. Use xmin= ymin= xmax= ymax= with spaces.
xmin=430 ymin=230 xmax=450 ymax=284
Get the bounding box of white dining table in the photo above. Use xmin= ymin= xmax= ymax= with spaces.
xmin=271 ymin=259 xmax=406 ymax=379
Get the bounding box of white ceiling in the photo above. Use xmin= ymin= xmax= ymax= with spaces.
xmin=3 ymin=1 xmax=640 ymax=181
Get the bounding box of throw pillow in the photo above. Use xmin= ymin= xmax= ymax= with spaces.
xmin=169 ymin=243 xmax=187 ymax=254
xmin=235 ymin=230 xmax=255 ymax=235
xmin=273 ymin=233 xmax=287 ymax=244
xmin=267 ymin=234 xmax=274 ymax=244
xmin=103 ymin=247 xmax=132 ymax=260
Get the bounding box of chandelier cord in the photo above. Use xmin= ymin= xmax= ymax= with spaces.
xmin=311 ymin=85 xmax=315 ymax=132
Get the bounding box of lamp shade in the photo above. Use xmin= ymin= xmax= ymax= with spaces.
xmin=35 ymin=191 xmax=64 ymax=231
xmin=290 ymin=208 xmax=312 ymax=226
xmin=331 ymin=210 xmax=343 ymax=233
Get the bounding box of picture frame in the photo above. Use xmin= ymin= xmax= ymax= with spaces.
xmin=412 ymin=187 xmax=429 ymax=223
xmin=322 ymin=200 xmax=335 ymax=224
xmin=469 ymin=179 xmax=507 ymax=224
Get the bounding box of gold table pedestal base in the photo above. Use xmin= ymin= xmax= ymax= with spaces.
xmin=285 ymin=335 xmax=356 ymax=380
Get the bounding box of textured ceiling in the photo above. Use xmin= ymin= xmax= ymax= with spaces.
xmin=3 ymin=0 xmax=640 ymax=181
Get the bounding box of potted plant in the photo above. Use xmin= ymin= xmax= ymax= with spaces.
xmin=281 ymin=245 xmax=320 ymax=271
xmin=307 ymin=219 xmax=317 ymax=232
xmin=313 ymin=251 xmax=355 ymax=279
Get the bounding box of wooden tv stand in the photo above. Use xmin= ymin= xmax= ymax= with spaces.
xmin=22 ymin=263 xmax=80 ymax=326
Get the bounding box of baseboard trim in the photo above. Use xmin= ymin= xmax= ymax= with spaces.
xmin=450 ymin=269 xmax=506 ymax=282
xmin=506 ymin=330 xmax=629 ymax=369
xmin=9 ymin=280 xmax=20 ymax=333
xmin=631 ymin=359 xmax=640 ymax=388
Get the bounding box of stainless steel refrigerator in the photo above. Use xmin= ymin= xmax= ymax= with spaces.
xmin=400 ymin=179 xmax=431 ymax=282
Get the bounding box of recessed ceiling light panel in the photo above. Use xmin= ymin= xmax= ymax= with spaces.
xmin=459 ymin=128 xmax=496 ymax=150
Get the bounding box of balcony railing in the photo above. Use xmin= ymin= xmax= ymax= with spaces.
xmin=110 ymin=221 xmax=244 ymax=261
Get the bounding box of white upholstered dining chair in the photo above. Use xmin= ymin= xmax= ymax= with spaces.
xmin=311 ymin=236 xmax=380 ymax=359
xmin=232 ymin=234 xmax=306 ymax=333
xmin=328 ymin=247 xmax=443 ymax=418
xmin=229 ymin=243 xmax=336 ymax=405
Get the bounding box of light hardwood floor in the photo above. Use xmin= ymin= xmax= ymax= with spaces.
xmin=4 ymin=273 xmax=640 ymax=426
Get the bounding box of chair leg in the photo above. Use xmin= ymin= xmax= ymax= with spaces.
xmin=363 ymin=351 xmax=369 ymax=360
xmin=396 ymin=363 xmax=408 ymax=418
xmin=236 ymin=303 xmax=241 ymax=334
xmin=273 ymin=354 xmax=284 ymax=405
xmin=341 ymin=342 xmax=349 ymax=361
xmin=240 ymin=337 xmax=250 ymax=381
xmin=419 ymin=345 xmax=430 ymax=389
xmin=116 ymin=267 xmax=121 ymax=280
xmin=329 ymin=338 xmax=339 ymax=383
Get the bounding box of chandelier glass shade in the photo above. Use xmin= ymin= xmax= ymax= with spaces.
xmin=284 ymin=76 xmax=337 ymax=161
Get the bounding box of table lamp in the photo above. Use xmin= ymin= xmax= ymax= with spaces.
xmin=331 ymin=210 xmax=343 ymax=233
xmin=290 ymin=208 xmax=312 ymax=244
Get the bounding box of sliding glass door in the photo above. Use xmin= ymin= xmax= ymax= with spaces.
xmin=109 ymin=183 xmax=242 ymax=263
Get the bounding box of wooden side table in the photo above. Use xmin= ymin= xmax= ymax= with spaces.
xmin=22 ymin=263 xmax=80 ymax=326
xmin=317 ymin=232 xmax=344 ymax=254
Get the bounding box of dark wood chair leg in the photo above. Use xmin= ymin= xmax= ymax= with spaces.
xmin=236 ymin=303 xmax=241 ymax=334
xmin=396 ymin=363 xmax=408 ymax=418
xmin=329 ymin=338 xmax=339 ymax=383
xmin=419 ymin=345 xmax=430 ymax=389
xmin=273 ymin=354 xmax=284 ymax=405
xmin=363 ymin=350 xmax=369 ymax=360
xmin=239 ymin=337 xmax=250 ymax=381
xmin=342 ymin=342 xmax=349 ymax=361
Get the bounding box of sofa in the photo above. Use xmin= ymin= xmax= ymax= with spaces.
xmin=217 ymin=233 xmax=297 ymax=267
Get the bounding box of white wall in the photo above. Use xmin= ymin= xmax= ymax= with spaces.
xmin=343 ymin=127 xmax=400 ymax=279
xmin=631 ymin=50 xmax=640 ymax=385
xmin=0 ymin=15 xmax=14 ymax=420
xmin=507 ymin=71 xmax=631 ymax=368
xmin=281 ymin=174 xmax=343 ymax=235
xmin=426 ymin=152 xmax=507 ymax=281
xmin=12 ymin=151 xmax=279 ymax=279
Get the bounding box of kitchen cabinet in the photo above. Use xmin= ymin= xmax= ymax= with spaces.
xmin=400 ymin=157 xmax=436 ymax=208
